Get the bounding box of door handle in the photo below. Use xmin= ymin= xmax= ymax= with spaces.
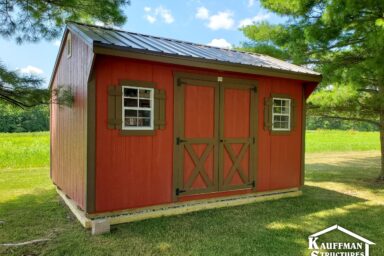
xmin=176 ymin=137 xmax=187 ymax=145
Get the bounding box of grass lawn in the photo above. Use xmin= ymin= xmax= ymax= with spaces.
xmin=0 ymin=131 xmax=383 ymax=255
xmin=306 ymin=130 xmax=380 ymax=152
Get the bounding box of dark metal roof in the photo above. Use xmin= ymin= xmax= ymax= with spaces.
xmin=67 ymin=22 xmax=320 ymax=77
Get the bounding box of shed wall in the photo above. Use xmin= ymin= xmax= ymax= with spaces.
xmin=94 ymin=55 xmax=304 ymax=213
xmin=50 ymin=32 xmax=94 ymax=209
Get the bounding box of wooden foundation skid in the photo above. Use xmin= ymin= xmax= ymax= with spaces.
xmin=57 ymin=188 xmax=302 ymax=229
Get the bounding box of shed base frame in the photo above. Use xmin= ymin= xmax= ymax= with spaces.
xmin=56 ymin=187 xmax=302 ymax=229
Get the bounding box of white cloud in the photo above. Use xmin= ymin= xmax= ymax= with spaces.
xmin=238 ymin=13 xmax=271 ymax=28
xmin=247 ymin=0 xmax=255 ymax=7
xmin=208 ymin=11 xmax=235 ymax=30
xmin=196 ymin=7 xmax=209 ymax=20
xmin=144 ymin=6 xmax=174 ymax=24
xmin=146 ymin=15 xmax=156 ymax=24
xmin=53 ymin=40 xmax=61 ymax=47
xmin=19 ymin=65 xmax=44 ymax=75
xmin=207 ymin=38 xmax=232 ymax=49
xmin=156 ymin=6 xmax=174 ymax=24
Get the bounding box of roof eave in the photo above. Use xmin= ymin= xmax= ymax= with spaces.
xmin=48 ymin=24 xmax=95 ymax=89
xmin=92 ymin=42 xmax=322 ymax=83
xmin=48 ymin=29 xmax=69 ymax=89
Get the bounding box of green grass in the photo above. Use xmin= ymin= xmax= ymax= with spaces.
xmin=306 ymin=130 xmax=380 ymax=153
xmin=0 ymin=132 xmax=49 ymax=169
xmin=0 ymin=131 xmax=383 ymax=255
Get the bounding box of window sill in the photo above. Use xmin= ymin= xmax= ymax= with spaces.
xmin=270 ymin=130 xmax=292 ymax=135
xmin=119 ymin=129 xmax=155 ymax=136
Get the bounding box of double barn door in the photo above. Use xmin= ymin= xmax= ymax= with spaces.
xmin=174 ymin=74 xmax=257 ymax=198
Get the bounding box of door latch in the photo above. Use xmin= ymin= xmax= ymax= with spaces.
xmin=176 ymin=137 xmax=187 ymax=145
xmin=176 ymin=188 xmax=186 ymax=196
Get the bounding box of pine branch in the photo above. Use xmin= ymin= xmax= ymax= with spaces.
xmin=317 ymin=114 xmax=380 ymax=127
xmin=357 ymin=88 xmax=379 ymax=93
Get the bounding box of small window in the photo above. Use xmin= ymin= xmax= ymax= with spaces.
xmin=122 ymin=86 xmax=154 ymax=130
xmin=272 ymin=98 xmax=291 ymax=131
xmin=66 ymin=33 xmax=72 ymax=58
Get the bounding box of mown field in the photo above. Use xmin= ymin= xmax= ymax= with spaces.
xmin=0 ymin=131 xmax=383 ymax=255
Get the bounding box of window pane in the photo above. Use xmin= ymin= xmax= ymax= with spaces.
xmin=125 ymin=117 xmax=137 ymax=127
xmin=273 ymin=106 xmax=282 ymax=114
xmin=274 ymin=122 xmax=281 ymax=128
xmin=281 ymin=100 xmax=289 ymax=108
xmin=281 ymin=106 xmax=289 ymax=114
xmin=139 ymin=99 xmax=151 ymax=108
xmin=273 ymin=115 xmax=281 ymax=122
xmin=124 ymin=98 xmax=138 ymax=107
xmin=138 ymin=110 xmax=151 ymax=118
xmin=137 ymin=118 xmax=151 ymax=127
xmin=280 ymin=121 xmax=289 ymax=129
xmin=281 ymin=116 xmax=289 ymax=122
xmin=125 ymin=109 xmax=137 ymax=117
xmin=139 ymin=89 xmax=151 ymax=98
xmin=273 ymin=99 xmax=282 ymax=106
xmin=124 ymin=88 xmax=138 ymax=97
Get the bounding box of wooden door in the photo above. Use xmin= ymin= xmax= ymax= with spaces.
xmin=174 ymin=75 xmax=219 ymax=197
xmin=219 ymin=79 xmax=257 ymax=191
xmin=174 ymin=74 xmax=257 ymax=199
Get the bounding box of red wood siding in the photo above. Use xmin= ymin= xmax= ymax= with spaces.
xmin=94 ymin=56 xmax=174 ymax=212
xmin=50 ymin=32 xmax=94 ymax=210
xmin=94 ymin=55 xmax=306 ymax=213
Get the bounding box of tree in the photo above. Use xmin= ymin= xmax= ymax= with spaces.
xmin=240 ymin=0 xmax=384 ymax=179
xmin=0 ymin=0 xmax=130 ymax=107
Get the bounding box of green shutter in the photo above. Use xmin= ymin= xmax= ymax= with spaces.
xmin=107 ymin=86 xmax=117 ymax=129
xmin=154 ymin=88 xmax=166 ymax=130
xmin=115 ymin=86 xmax=123 ymax=130
xmin=290 ymin=99 xmax=297 ymax=130
xmin=108 ymin=85 xmax=123 ymax=129
xmin=264 ymin=97 xmax=272 ymax=131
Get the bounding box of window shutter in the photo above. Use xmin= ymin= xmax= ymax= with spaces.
xmin=290 ymin=99 xmax=297 ymax=130
xmin=115 ymin=86 xmax=123 ymax=130
xmin=108 ymin=85 xmax=123 ymax=129
xmin=107 ymin=86 xmax=117 ymax=129
xmin=264 ymin=97 xmax=272 ymax=131
xmin=154 ymin=88 xmax=166 ymax=130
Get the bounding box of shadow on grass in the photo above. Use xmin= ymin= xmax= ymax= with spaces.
xmin=95 ymin=186 xmax=367 ymax=256
xmin=1 ymin=179 xmax=382 ymax=255
xmin=305 ymin=155 xmax=383 ymax=193
xmin=0 ymin=185 xmax=368 ymax=256
xmin=0 ymin=189 xmax=88 ymax=256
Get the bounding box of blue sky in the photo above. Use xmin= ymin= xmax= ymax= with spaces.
xmin=0 ymin=0 xmax=283 ymax=87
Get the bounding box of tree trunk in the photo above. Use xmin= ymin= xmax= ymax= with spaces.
xmin=379 ymin=112 xmax=384 ymax=180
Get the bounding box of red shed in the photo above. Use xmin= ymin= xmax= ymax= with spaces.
xmin=50 ymin=22 xmax=321 ymax=228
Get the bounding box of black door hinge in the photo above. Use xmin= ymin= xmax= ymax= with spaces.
xmin=176 ymin=188 xmax=186 ymax=196
xmin=249 ymin=180 xmax=255 ymax=188
xmin=176 ymin=137 xmax=187 ymax=145
xmin=252 ymin=87 xmax=257 ymax=93
xmin=253 ymin=137 xmax=256 ymax=144
xmin=177 ymin=79 xmax=184 ymax=87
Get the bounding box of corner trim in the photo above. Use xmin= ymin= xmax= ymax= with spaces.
xmin=86 ymin=74 xmax=96 ymax=213
xmin=300 ymin=86 xmax=307 ymax=188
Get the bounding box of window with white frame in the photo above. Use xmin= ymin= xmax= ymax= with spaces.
xmin=122 ymin=86 xmax=154 ymax=130
xmin=272 ymin=98 xmax=291 ymax=131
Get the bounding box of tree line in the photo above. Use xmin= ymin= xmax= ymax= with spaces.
xmin=0 ymin=103 xmax=49 ymax=132
xmin=0 ymin=103 xmax=378 ymax=133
